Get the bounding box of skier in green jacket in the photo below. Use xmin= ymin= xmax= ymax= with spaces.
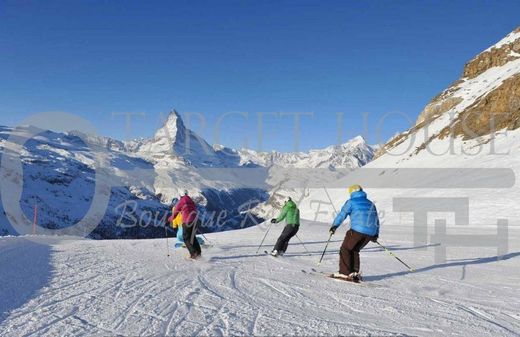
xmin=270 ymin=197 xmax=300 ymax=257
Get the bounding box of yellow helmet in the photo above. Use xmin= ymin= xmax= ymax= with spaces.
xmin=348 ymin=184 xmax=362 ymax=195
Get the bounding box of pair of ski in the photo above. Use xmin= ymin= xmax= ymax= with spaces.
xmin=303 ymin=268 xmax=385 ymax=288
xmin=264 ymin=251 xmax=376 ymax=286
xmin=301 ymin=268 xmax=363 ymax=284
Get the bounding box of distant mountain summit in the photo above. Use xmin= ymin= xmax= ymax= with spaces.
xmin=134 ymin=110 xmax=226 ymax=167
xmin=236 ymin=135 xmax=373 ymax=169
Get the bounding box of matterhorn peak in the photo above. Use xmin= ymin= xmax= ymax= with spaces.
xmin=136 ymin=108 xmax=227 ymax=167
xmin=151 ymin=109 xmax=187 ymax=147
xmin=164 ymin=109 xmax=184 ymax=126
xmin=161 ymin=109 xmax=186 ymax=135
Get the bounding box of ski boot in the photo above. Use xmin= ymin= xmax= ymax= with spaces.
xmin=348 ymin=272 xmax=362 ymax=283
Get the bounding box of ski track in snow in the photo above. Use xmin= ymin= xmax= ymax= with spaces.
xmin=1 ymin=223 xmax=520 ymax=337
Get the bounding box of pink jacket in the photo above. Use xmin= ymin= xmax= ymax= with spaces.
xmin=172 ymin=195 xmax=197 ymax=224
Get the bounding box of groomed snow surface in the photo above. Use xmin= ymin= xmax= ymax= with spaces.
xmin=1 ymin=221 xmax=519 ymax=336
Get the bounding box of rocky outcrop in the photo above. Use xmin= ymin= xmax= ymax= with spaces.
xmin=414 ymin=27 xmax=520 ymax=127
xmin=377 ymin=27 xmax=520 ymax=159
xmin=462 ymin=27 xmax=520 ymax=79
xmin=449 ymin=74 xmax=520 ymax=139
xmin=415 ymin=95 xmax=463 ymax=126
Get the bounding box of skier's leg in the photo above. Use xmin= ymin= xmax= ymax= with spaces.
xmin=177 ymin=226 xmax=184 ymax=243
xmin=274 ymin=225 xmax=292 ymax=252
xmin=182 ymin=223 xmax=197 ymax=257
xmin=339 ymin=230 xmax=354 ymax=275
xmin=193 ymin=238 xmax=202 ymax=255
xmin=281 ymin=226 xmax=299 ymax=252
xmin=340 ymin=230 xmax=367 ymax=275
xmin=352 ymin=251 xmax=360 ymax=273
xmin=273 ymin=232 xmax=285 ymax=252
xmin=192 ymin=222 xmax=202 ymax=256
xmin=352 ymin=234 xmax=372 ymax=273
xmin=281 ymin=239 xmax=289 ymax=253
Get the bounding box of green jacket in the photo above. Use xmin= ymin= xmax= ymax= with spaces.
xmin=275 ymin=200 xmax=300 ymax=226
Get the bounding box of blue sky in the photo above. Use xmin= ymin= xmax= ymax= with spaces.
xmin=1 ymin=1 xmax=519 ymax=152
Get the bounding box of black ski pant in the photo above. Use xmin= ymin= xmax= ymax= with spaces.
xmin=182 ymin=221 xmax=202 ymax=257
xmin=274 ymin=224 xmax=299 ymax=253
xmin=339 ymin=229 xmax=373 ymax=275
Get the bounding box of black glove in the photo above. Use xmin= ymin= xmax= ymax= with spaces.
xmin=270 ymin=218 xmax=277 ymax=224
xmin=371 ymin=236 xmax=378 ymax=243
xmin=329 ymin=226 xmax=336 ymax=235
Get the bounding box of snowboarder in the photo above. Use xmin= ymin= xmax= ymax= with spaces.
xmin=269 ymin=197 xmax=300 ymax=257
xmin=172 ymin=190 xmax=202 ymax=259
xmin=329 ymin=185 xmax=379 ymax=282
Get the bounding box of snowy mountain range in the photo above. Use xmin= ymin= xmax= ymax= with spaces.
xmin=128 ymin=110 xmax=374 ymax=170
xmin=0 ymin=110 xmax=374 ymax=238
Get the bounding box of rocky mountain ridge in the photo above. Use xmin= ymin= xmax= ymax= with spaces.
xmin=379 ymin=26 xmax=520 ymax=159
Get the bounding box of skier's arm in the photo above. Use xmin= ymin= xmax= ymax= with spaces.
xmin=332 ymin=201 xmax=352 ymax=229
xmin=275 ymin=204 xmax=289 ymax=223
xmin=366 ymin=203 xmax=380 ymax=242
xmin=374 ymin=205 xmax=380 ymax=237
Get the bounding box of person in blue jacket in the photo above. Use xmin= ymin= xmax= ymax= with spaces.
xmin=329 ymin=185 xmax=380 ymax=282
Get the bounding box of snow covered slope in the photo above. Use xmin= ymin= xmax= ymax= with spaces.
xmin=0 ymin=125 xmax=169 ymax=239
xmin=1 ymin=222 xmax=519 ymax=336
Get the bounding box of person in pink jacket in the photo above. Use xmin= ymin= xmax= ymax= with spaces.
xmin=172 ymin=190 xmax=201 ymax=259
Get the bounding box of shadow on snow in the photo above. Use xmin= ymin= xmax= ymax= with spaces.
xmin=365 ymin=251 xmax=520 ymax=282
xmin=0 ymin=238 xmax=53 ymax=324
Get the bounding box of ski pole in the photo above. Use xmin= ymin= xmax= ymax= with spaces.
xmin=200 ymin=232 xmax=210 ymax=243
xmin=164 ymin=225 xmax=171 ymax=257
xmin=323 ymin=188 xmax=338 ymax=216
xmin=197 ymin=228 xmax=211 ymax=244
xmin=256 ymin=221 xmax=273 ymax=254
xmin=295 ymin=234 xmax=311 ymax=255
xmin=375 ymin=241 xmax=415 ymax=272
xmin=317 ymin=233 xmax=333 ymax=265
